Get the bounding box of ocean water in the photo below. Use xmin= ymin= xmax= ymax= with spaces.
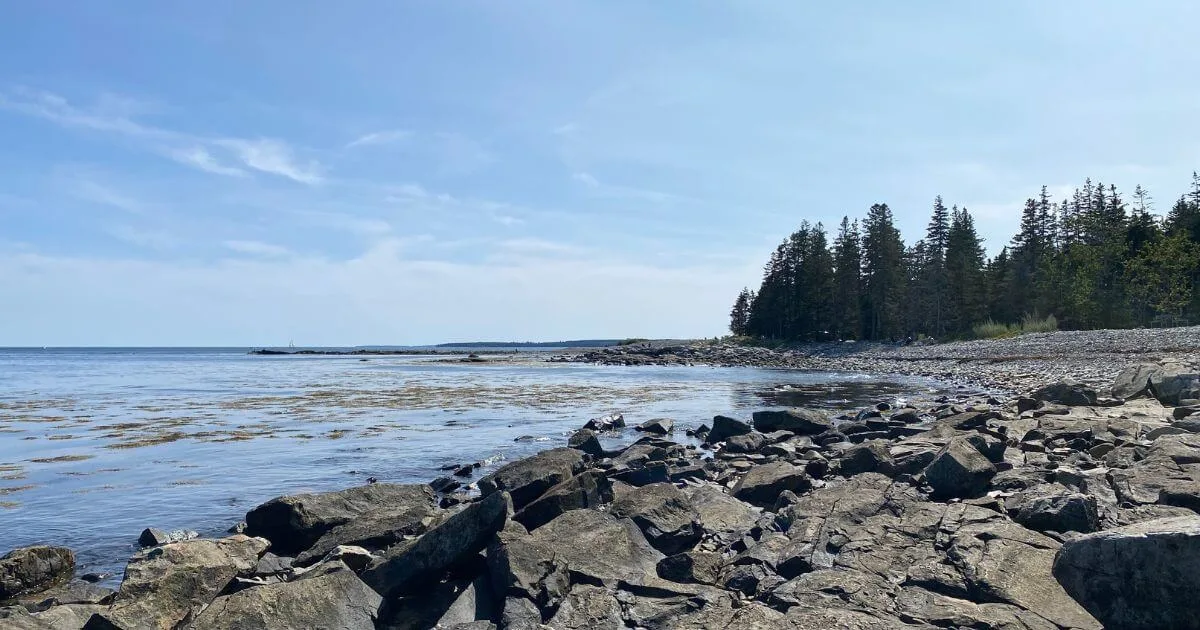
xmin=0 ymin=347 xmax=946 ymax=581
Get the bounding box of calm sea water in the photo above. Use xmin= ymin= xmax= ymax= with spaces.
xmin=0 ymin=348 xmax=945 ymax=581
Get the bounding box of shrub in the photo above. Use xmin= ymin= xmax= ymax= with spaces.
xmin=972 ymin=320 xmax=1015 ymax=339
xmin=1020 ymin=312 xmax=1059 ymax=333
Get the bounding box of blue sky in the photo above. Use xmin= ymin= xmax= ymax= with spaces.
xmin=2 ymin=2 xmax=1199 ymax=345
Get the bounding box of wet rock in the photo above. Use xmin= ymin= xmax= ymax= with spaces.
xmin=514 ymin=470 xmax=612 ymax=531
xmin=1007 ymin=484 xmax=1100 ymax=533
xmin=924 ymin=437 xmax=997 ymax=499
xmin=610 ymin=483 xmax=702 ymax=555
xmin=478 ymin=448 xmax=585 ymax=511
xmin=188 ymin=561 xmax=381 ymax=630
xmin=655 ymin=550 xmax=723 ymax=585
xmin=722 ymin=432 xmax=766 ymax=454
xmin=566 ymin=428 xmax=604 ymax=457
xmin=244 ymin=483 xmax=436 ymax=555
xmin=582 ymin=413 xmax=625 ymax=432
xmin=0 ymin=546 xmax=75 ymax=601
xmin=636 ymin=418 xmax=674 ymax=435
xmin=751 ymin=408 xmax=832 ymax=435
xmin=732 ymin=462 xmax=812 ymax=508
xmin=1030 ymin=381 xmax=1098 ymax=406
xmin=430 ymin=476 xmax=462 ymax=494
xmin=706 ymin=415 xmax=752 ymax=443
xmin=1054 ymin=515 xmax=1200 ymax=630
xmin=361 ymin=491 xmax=511 ymax=598
xmin=137 ymin=529 xmax=198 ymax=548
xmin=95 ymin=535 xmax=269 ymax=630
xmin=294 ymin=503 xmax=441 ymax=567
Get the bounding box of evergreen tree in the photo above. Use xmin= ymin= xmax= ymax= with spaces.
xmin=861 ymin=203 xmax=907 ymax=340
xmin=832 ymin=217 xmax=863 ymax=340
xmin=944 ymin=207 xmax=987 ymax=333
xmin=729 ymin=288 xmax=753 ymax=336
xmin=918 ymin=197 xmax=951 ymax=336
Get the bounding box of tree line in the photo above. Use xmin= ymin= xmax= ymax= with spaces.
xmin=730 ymin=173 xmax=1200 ymax=341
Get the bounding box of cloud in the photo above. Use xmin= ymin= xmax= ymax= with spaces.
xmin=216 ymin=138 xmax=323 ymax=185
xmin=168 ymin=146 xmax=248 ymax=177
xmin=292 ymin=210 xmax=393 ymax=236
xmin=223 ymin=240 xmax=292 ymax=257
xmin=108 ymin=226 xmax=177 ymax=250
xmin=346 ymin=129 xmax=411 ymax=149
xmin=69 ymin=179 xmax=147 ymax=214
xmin=572 ymin=172 xmax=600 ymax=188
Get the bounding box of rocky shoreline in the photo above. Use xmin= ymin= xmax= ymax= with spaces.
xmin=3 ymin=360 xmax=1200 ymax=629
xmin=553 ymin=326 xmax=1200 ymax=394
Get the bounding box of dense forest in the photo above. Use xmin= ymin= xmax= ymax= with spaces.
xmin=730 ymin=174 xmax=1200 ymax=341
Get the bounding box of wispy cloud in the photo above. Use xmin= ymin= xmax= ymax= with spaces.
xmin=70 ymin=179 xmax=147 ymax=214
xmin=109 ymin=225 xmax=176 ymax=250
xmin=216 ymin=138 xmax=323 ymax=185
xmin=168 ymin=146 xmax=248 ymax=177
xmin=572 ymin=172 xmax=600 ymax=188
xmin=223 ymin=239 xmax=292 ymax=257
xmin=346 ymin=129 xmax=411 ymax=149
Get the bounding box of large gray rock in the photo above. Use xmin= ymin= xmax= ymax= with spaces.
xmin=95 ymin=535 xmax=269 ymax=630
xmin=836 ymin=440 xmax=895 ymax=477
xmin=361 ymin=491 xmax=511 ymax=598
xmin=0 ymin=546 xmax=75 ymax=600
xmin=293 ymin=502 xmax=442 ymax=566
xmin=566 ymin=428 xmax=603 ymax=457
xmin=487 ymin=523 xmax=570 ymax=614
xmin=1008 ymin=485 xmax=1100 ymax=533
xmin=513 ymin=471 xmax=612 ymax=531
xmin=894 ymin=586 xmax=1058 ymax=630
xmin=1054 ymin=515 xmax=1200 ymax=630
xmin=732 ymin=462 xmax=812 ymax=508
xmin=0 ymin=607 xmax=52 ymax=630
xmin=1150 ymin=365 xmax=1200 ymax=406
xmin=923 ymin=437 xmax=996 ymax=499
xmin=1030 ymin=381 xmax=1098 ymax=406
xmin=477 ymin=448 xmax=585 ymax=511
xmin=752 ymin=408 xmax=832 ymax=435
xmin=244 ymin=483 xmax=435 ymax=555
xmin=705 ymin=415 xmax=752 ymax=443
xmin=683 ymin=485 xmax=760 ymax=535
xmin=545 ymin=585 xmax=623 ymax=629
xmin=1112 ymin=363 xmax=1161 ymax=399
xmin=187 ymin=561 xmax=381 ymax=630
xmin=655 ymin=550 xmax=724 ymax=585
xmin=524 ymin=509 xmax=662 ymax=586
xmin=610 ymin=483 xmax=702 ymax=555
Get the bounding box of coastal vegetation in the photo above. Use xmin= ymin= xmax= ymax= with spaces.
xmin=732 ymin=173 xmax=1200 ymax=341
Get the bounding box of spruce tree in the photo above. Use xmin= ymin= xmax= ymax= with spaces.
xmin=861 ymin=203 xmax=907 ymax=340
xmin=832 ymin=217 xmax=863 ymax=340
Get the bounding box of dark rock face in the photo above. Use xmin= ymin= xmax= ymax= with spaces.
xmin=1054 ymin=516 xmax=1200 ymax=630
xmin=610 ymin=483 xmax=702 ymax=555
xmin=835 ymin=440 xmax=895 ymax=477
xmin=751 ymin=408 xmax=833 ymax=435
xmin=188 ymin=561 xmax=381 ymax=630
xmin=1030 ymin=381 xmax=1098 ymax=406
xmin=636 ymin=418 xmax=674 ymax=435
xmin=582 ymin=413 xmax=625 ymax=432
xmin=244 ymin=483 xmax=436 ymax=555
xmin=1150 ymin=365 xmax=1200 ymax=406
xmin=566 ymin=428 xmax=604 ymax=457
xmin=732 ymin=462 xmax=812 ymax=508
xmin=93 ymin=535 xmax=269 ymax=630
xmin=514 ymin=470 xmax=612 ymax=531
xmin=487 ymin=522 xmax=570 ymax=614
xmin=655 ymin=550 xmax=723 ymax=585
xmin=477 ymin=448 xmax=585 ymax=511
xmin=0 ymin=546 xmax=75 ymax=601
xmin=1009 ymin=485 xmax=1100 ymax=533
xmin=1112 ymin=363 xmax=1160 ymax=399
xmin=924 ymin=438 xmax=997 ymax=498
xmin=722 ymin=432 xmax=766 ymax=454
xmin=706 ymin=415 xmax=752 ymax=443
xmin=361 ymin=491 xmax=511 ymax=598
xmin=293 ymin=504 xmax=441 ymax=567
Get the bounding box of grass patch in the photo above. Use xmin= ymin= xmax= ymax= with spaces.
xmin=973 ymin=313 xmax=1059 ymax=339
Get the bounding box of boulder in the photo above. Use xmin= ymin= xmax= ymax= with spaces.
xmin=487 ymin=522 xmax=570 ymax=613
xmin=566 ymin=429 xmax=603 ymax=457
xmin=1112 ymin=363 xmax=1161 ymax=399
xmin=894 ymin=586 xmax=1059 ymax=630
xmin=361 ymin=491 xmax=511 ymax=598
xmin=683 ymin=485 xmax=760 ymax=534
xmin=96 ymin=535 xmax=269 ymax=630
xmin=513 ymin=471 xmax=612 ymax=531
xmin=0 ymin=607 xmax=51 ymax=630
xmin=924 ymin=438 xmax=996 ymax=499
xmin=1030 ymin=381 xmax=1097 ymax=406
xmin=293 ymin=503 xmax=441 ymax=567
xmin=477 ymin=448 xmax=585 ymax=511
xmin=655 ymin=550 xmax=724 ymax=585
xmin=545 ymin=584 xmax=623 ymax=629
xmin=1008 ymin=485 xmax=1100 ymax=533
xmin=636 ymin=418 xmax=673 ymax=435
xmin=188 ymin=561 xmax=381 ymax=630
xmin=0 ymin=546 xmax=75 ymax=600
xmin=1150 ymin=366 xmax=1200 ymax=406
xmin=836 ymin=440 xmax=895 ymax=477
xmin=137 ymin=529 xmax=198 ymax=548
xmin=244 ymin=483 xmax=436 ymax=555
xmin=721 ymin=432 xmax=766 ymax=454
xmin=610 ymin=483 xmax=702 ymax=555
xmin=732 ymin=462 xmax=812 ymax=508
xmin=705 ymin=415 xmax=752 ymax=443
xmin=1054 ymin=515 xmax=1200 ymax=630
xmin=582 ymin=413 xmax=625 ymax=432
xmin=433 ymin=573 xmax=498 ymax=629
xmin=752 ymin=408 xmax=833 ymax=435
xmin=525 ymin=509 xmax=662 ymax=586
xmin=33 ymin=603 xmax=109 ymax=629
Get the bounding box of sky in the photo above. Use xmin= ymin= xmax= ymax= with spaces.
xmin=2 ymin=1 xmax=1199 ymax=346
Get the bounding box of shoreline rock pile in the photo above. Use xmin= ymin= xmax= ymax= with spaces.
xmin=3 ymin=362 xmax=1200 ymax=628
